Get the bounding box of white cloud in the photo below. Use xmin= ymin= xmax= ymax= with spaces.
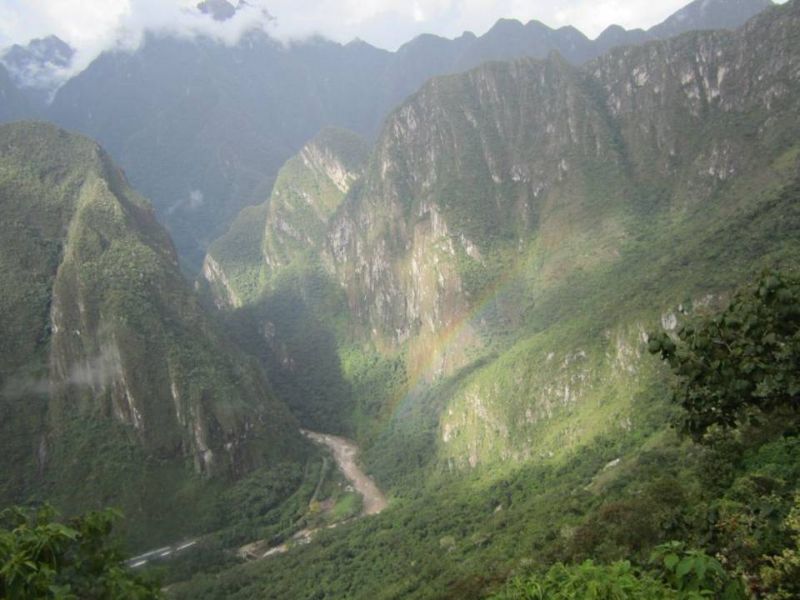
xmin=1 ymin=0 xmax=276 ymax=75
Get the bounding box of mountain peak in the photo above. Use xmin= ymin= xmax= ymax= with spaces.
xmin=648 ymin=0 xmax=774 ymax=38
xmin=0 ymin=35 xmax=74 ymax=103
xmin=486 ymin=18 xmax=527 ymax=37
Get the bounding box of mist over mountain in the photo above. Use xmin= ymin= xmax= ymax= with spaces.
xmin=0 ymin=35 xmax=74 ymax=106
xmin=0 ymin=63 xmax=32 ymax=121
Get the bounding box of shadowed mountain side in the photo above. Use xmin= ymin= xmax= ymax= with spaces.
xmin=0 ymin=121 xmax=306 ymax=549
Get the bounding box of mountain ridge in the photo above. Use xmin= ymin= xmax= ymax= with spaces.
xmin=0 ymin=121 xmax=306 ymax=548
xmin=0 ymin=0 xmax=771 ymax=267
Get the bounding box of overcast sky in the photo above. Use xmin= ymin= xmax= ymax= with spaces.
xmin=0 ymin=0 xmax=784 ymax=71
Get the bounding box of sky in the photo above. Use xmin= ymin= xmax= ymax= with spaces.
xmin=0 ymin=0 xmax=785 ymax=73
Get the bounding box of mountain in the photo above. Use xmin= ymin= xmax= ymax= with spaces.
xmin=1 ymin=35 xmax=74 ymax=106
xmin=208 ymin=0 xmax=800 ymax=477
xmin=204 ymin=128 xmax=368 ymax=434
xmin=0 ymin=122 xmax=305 ymax=548
xmin=330 ymin=0 xmax=800 ymax=469
xmin=205 ymin=127 xmax=369 ymax=308
xmin=34 ymin=0 xmax=773 ymax=268
xmin=176 ymin=2 xmax=800 ymax=594
xmin=46 ymin=33 xmax=392 ymax=268
xmin=0 ymin=63 xmax=32 ymax=121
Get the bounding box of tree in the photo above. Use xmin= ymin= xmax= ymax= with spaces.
xmin=648 ymin=271 xmax=800 ymax=439
xmin=0 ymin=504 xmax=161 ymax=599
xmin=761 ymin=494 xmax=800 ymax=600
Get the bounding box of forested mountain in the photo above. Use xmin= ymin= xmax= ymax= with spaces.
xmin=0 ymin=122 xmax=306 ymax=549
xmin=0 ymin=0 xmax=797 ymax=597
xmin=13 ymin=0 xmax=770 ymax=267
xmin=182 ymin=1 xmax=800 ymax=596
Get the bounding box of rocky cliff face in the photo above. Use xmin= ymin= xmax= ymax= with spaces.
xmin=263 ymin=128 xmax=369 ymax=276
xmin=330 ymin=1 xmax=799 ymax=472
xmin=206 ymin=128 xmax=368 ymax=307
xmin=327 ymin=55 xmax=630 ymax=356
xmin=204 ymin=1 xmax=799 ymax=475
xmin=0 ymin=123 xmax=303 ymax=524
xmin=327 ymin=0 xmax=799 ymax=360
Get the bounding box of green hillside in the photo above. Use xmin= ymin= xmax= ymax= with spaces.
xmin=0 ymin=122 xmax=307 ymax=550
xmin=179 ymin=1 xmax=800 ymax=596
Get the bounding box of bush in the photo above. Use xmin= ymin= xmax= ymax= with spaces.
xmin=649 ymin=271 xmax=800 ymax=439
xmin=488 ymin=560 xmax=678 ymax=599
xmin=0 ymin=505 xmax=161 ymax=599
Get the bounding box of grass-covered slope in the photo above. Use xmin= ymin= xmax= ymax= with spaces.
xmin=0 ymin=122 xmax=306 ymax=549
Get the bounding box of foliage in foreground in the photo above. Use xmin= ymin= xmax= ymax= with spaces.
xmin=649 ymin=271 xmax=800 ymax=439
xmin=488 ymin=560 xmax=679 ymax=599
xmin=490 ymin=542 xmax=747 ymax=600
xmin=0 ymin=505 xmax=160 ymax=599
xmin=760 ymin=494 xmax=800 ymax=600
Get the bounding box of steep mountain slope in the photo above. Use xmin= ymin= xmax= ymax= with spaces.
xmin=331 ymin=0 xmax=798 ymax=347
xmin=205 ymin=127 xmax=369 ymax=307
xmin=37 ymin=0 xmax=773 ymax=267
xmin=45 ymin=33 xmax=389 ymax=267
xmin=208 ymin=0 xmax=800 ymax=477
xmin=332 ymin=0 xmax=800 ymax=472
xmin=0 ymin=122 xmax=305 ymax=547
xmin=174 ymin=6 xmax=800 ymax=594
xmin=204 ymin=128 xmax=368 ymax=433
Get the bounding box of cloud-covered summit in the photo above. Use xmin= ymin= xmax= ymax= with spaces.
xmin=0 ymin=1 xmax=758 ymax=65
xmin=0 ymin=0 xmax=783 ymax=94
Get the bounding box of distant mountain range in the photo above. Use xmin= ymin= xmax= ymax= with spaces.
xmin=0 ymin=0 xmax=775 ymax=268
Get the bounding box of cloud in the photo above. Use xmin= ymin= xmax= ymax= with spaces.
xmin=188 ymin=189 xmax=205 ymax=210
xmin=167 ymin=188 xmax=206 ymax=216
xmin=1 ymin=345 xmax=123 ymax=400
xmin=1 ymin=0 xmax=276 ymax=77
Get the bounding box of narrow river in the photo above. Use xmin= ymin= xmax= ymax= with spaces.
xmin=128 ymin=429 xmax=387 ymax=567
xmin=300 ymin=429 xmax=387 ymax=515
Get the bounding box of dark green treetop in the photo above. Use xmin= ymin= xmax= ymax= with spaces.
xmin=649 ymin=272 xmax=800 ymax=439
